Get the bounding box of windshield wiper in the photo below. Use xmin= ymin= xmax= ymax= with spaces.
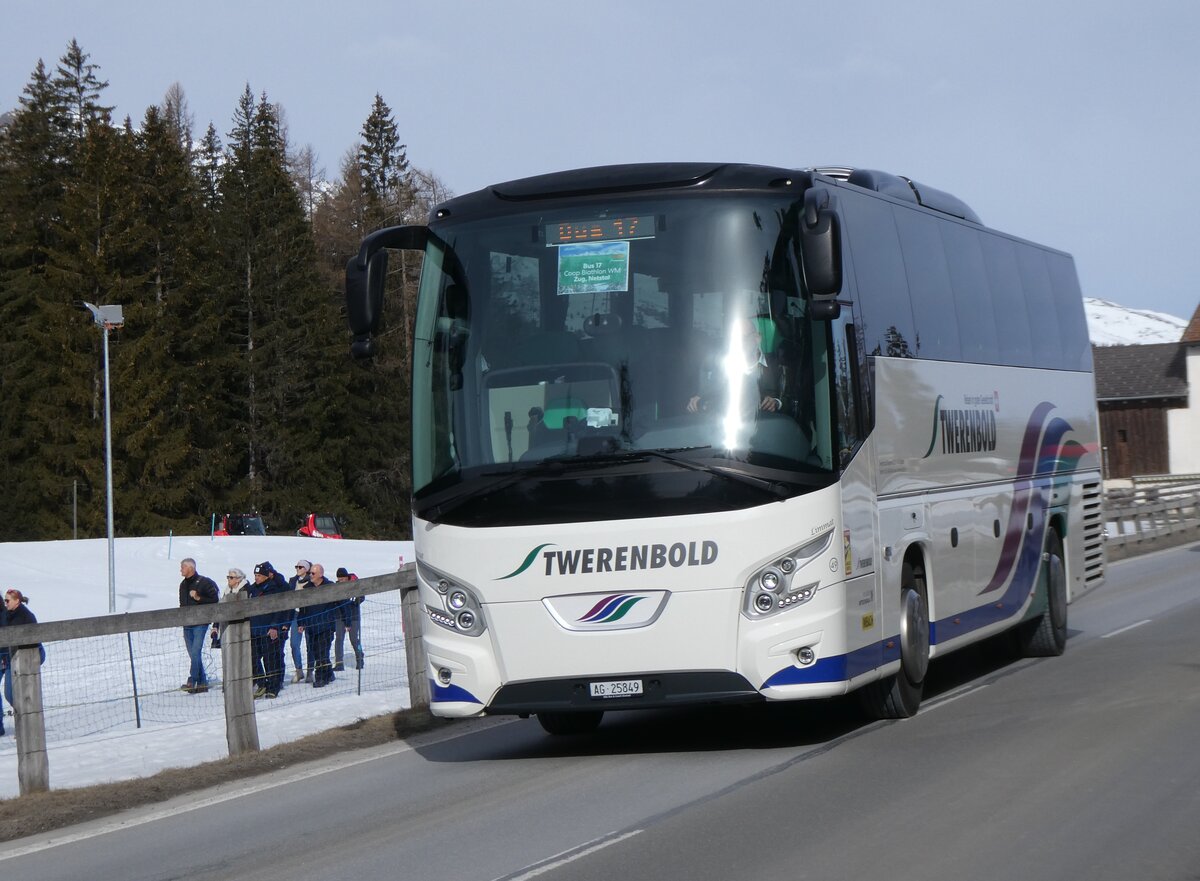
xmin=635 ymin=447 xmax=793 ymax=499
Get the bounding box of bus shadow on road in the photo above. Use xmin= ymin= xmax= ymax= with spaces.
xmin=416 ymin=631 xmax=1039 ymax=763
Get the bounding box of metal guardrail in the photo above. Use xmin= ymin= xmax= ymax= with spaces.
xmin=1104 ymin=481 xmax=1200 ymax=561
xmin=1131 ymin=473 xmax=1200 ymax=488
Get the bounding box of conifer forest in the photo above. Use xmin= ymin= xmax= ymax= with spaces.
xmin=0 ymin=41 xmax=447 ymax=541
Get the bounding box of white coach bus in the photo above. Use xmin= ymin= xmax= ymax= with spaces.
xmin=345 ymin=163 xmax=1104 ymax=733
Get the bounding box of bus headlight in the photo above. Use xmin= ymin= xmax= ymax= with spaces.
xmin=742 ymin=531 xmax=834 ymax=619
xmin=418 ymin=563 xmax=487 ymax=637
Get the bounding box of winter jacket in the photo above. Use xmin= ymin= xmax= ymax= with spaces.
xmin=248 ymin=572 xmax=291 ymax=635
xmin=179 ymin=573 xmax=220 ymax=608
xmin=297 ymin=577 xmax=340 ymax=631
xmin=0 ymin=602 xmax=42 ymax=667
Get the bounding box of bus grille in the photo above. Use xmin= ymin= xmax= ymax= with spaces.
xmin=1081 ymin=481 xmax=1106 ymax=589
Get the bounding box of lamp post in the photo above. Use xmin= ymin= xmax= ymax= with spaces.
xmin=83 ymin=302 xmax=123 ymax=614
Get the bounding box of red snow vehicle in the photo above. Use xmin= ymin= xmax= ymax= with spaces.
xmin=212 ymin=513 xmax=267 ymax=536
xmin=297 ymin=512 xmax=344 ymax=539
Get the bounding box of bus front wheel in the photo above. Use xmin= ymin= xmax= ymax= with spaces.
xmin=537 ymin=711 xmax=604 ymax=736
xmin=859 ymin=562 xmax=928 ymax=720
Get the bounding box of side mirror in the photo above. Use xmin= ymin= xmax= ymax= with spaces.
xmin=800 ymin=188 xmax=842 ymax=307
xmin=346 ymin=249 xmax=387 ymax=358
xmin=344 ymin=224 xmax=429 ymax=359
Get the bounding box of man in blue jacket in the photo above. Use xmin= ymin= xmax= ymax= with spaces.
xmin=250 ymin=562 xmax=291 ymax=698
xmin=298 ymin=563 xmax=339 ymax=687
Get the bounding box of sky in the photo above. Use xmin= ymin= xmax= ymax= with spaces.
xmin=0 ymin=534 xmax=414 ymax=799
xmin=2 ymin=1 xmax=1199 ymax=322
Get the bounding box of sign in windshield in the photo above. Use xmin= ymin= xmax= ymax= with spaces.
xmin=556 ymin=241 xmax=630 ymax=295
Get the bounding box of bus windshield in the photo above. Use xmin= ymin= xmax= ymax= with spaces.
xmin=412 ymin=194 xmax=845 ymax=523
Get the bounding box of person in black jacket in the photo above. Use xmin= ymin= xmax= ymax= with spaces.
xmin=298 ymin=563 xmax=339 ymax=687
xmin=2 ymin=589 xmax=46 ymax=734
xmin=179 ymin=558 xmax=219 ymax=694
xmin=333 ymin=567 xmax=364 ymax=671
xmin=249 ymin=562 xmax=291 ymax=698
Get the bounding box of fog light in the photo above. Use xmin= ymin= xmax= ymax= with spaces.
xmin=457 ymin=609 xmax=476 ymax=630
xmin=779 ymin=557 xmax=795 ymax=574
xmin=754 ymin=593 xmax=775 ymax=613
xmin=448 ymin=589 xmax=468 ymax=610
xmin=437 ymin=579 xmax=450 ymax=594
xmin=797 ymin=647 xmax=816 ymax=666
xmin=438 ymin=667 xmax=452 ymax=684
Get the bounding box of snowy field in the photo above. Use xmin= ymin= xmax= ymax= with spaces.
xmin=0 ymin=534 xmax=414 ymax=800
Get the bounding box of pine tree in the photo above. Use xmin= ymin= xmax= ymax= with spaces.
xmin=213 ymin=86 xmax=348 ymax=527
xmin=0 ymin=47 xmax=114 ymax=539
xmin=358 ymin=94 xmax=410 ymax=226
xmin=53 ymin=39 xmax=113 ymax=147
xmin=109 ymin=101 xmax=229 ymax=534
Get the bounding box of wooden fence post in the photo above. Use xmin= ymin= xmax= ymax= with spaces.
xmin=220 ymin=593 xmax=259 ymax=756
xmin=401 ymin=585 xmax=431 ymax=711
xmin=13 ymin=645 xmax=49 ymax=794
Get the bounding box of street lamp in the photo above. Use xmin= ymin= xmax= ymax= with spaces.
xmin=83 ymin=302 xmax=123 ymax=614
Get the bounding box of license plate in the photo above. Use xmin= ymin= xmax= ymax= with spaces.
xmin=589 ymin=678 xmax=643 ymax=699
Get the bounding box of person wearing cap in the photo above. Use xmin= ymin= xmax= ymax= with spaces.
xmin=1 ymin=589 xmax=45 ymax=735
xmin=178 ymin=558 xmax=219 ymax=694
xmin=333 ymin=567 xmax=365 ymax=671
xmin=288 ymin=560 xmax=313 ymax=683
xmin=248 ymin=562 xmax=291 ymax=698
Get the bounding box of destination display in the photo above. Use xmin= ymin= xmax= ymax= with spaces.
xmin=546 ymin=215 xmax=655 ymax=245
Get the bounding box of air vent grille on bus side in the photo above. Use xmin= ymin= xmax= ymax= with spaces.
xmin=1081 ymin=481 xmax=1106 ymax=589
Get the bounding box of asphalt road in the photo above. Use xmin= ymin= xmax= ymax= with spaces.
xmin=3 ymin=542 xmax=1198 ymax=881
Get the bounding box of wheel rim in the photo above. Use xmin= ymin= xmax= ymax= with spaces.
xmin=900 ymin=587 xmax=930 ymax=683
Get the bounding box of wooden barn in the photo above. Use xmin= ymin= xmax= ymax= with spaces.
xmin=1092 ymin=303 xmax=1200 ymax=479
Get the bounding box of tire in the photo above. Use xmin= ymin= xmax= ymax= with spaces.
xmin=536 ymin=710 xmax=604 ymax=736
xmin=1014 ymin=529 xmax=1068 ymax=657
xmin=859 ymin=561 xmax=929 ymax=720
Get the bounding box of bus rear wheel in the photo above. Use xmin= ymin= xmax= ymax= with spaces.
xmin=859 ymin=562 xmax=928 ymax=720
xmin=537 ymin=710 xmax=604 ymax=736
xmin=1014 ymin=529 xmax=1068 ymax=657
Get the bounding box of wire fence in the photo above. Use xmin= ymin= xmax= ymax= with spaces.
xmin=1 ymin=592 xmax=409 ymax=753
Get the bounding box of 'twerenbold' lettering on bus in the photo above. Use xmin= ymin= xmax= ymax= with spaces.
xmin=939 ymin=408 xmax=997 ymax=454
xmin=543 ymin=541 xmax=718 ymax=575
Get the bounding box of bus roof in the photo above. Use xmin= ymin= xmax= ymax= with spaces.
xmin=431 ymin=162 xmax=980 ymax=226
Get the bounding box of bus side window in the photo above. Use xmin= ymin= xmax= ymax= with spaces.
xmin=940 ymin=223 xmax=1000 ymax=364
xmin=895 ymin=208 xmax=962 ymax=362
xmin=838 ymin=190 xmax=918 ymax=359
xmin=980 ymin=235 xmax=1033 ymax=367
